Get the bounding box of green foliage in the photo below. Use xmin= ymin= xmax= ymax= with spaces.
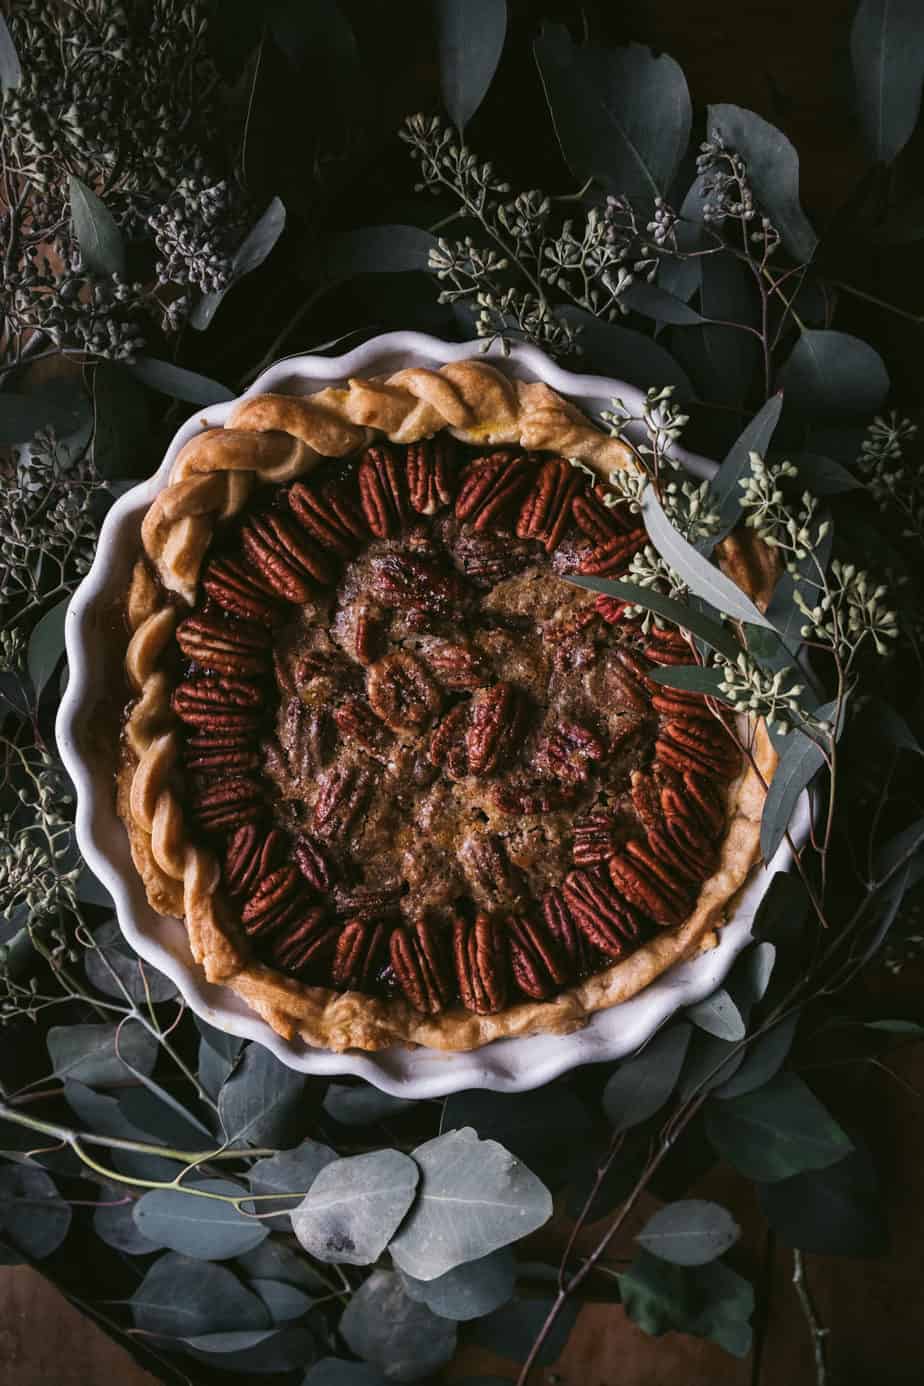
xmin=291 ymin=1150 xmax=419 ymax=1266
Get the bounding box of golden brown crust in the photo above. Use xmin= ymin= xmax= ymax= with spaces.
xmin=118 ymin=357 xmax=778 ymax=1052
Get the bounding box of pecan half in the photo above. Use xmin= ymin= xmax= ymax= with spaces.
xmin=541 ymin=886 xmax=591 ymax=974
xmin=577 ymin=529 xmax=648 ymax=577
xmin=651 ymin=691 xmax=715 ymax=722
xmin=572 ymin=811 xmax=619 ymax=867
xmin=656 ymin=718 xmax=740 ymax=779
xmin=548 ymin=607 xmax=599 ymax=674
xmin=595 ymin=595 xmax=633 ymax=625
xmin=191 ymin=776 xmax=264 ymax=834
xmin=455 ymin=451 xmax=534 ymax=531
xmin=224 ymin=825 xmax=289 ymax=898
xmin=491 ymin=773 xmax=578 ymax=816
xmin=366 ymin=652 xmax=442 ymax=734
xmin=312 ymin=763 xmax=377 ymax=839
xmin=354 ymin=604 xmax=382 ymax=666
xmin=659 ymin=769 xmax=726 ymax=842
xmin=538 ymin=720 xmax=606 ymax=785
xmin=630 ymin=771 xmax=663 ymax=834
xmin=516 ymin=458 xmax=585 ymax=553
xmin=467 ymin=682 xmax=529 ymax=777
xmin=183 ymin=734 xmax=261 ymax=778
xmin=422 ymin=640 xmax=489 ymax=690
xmin=507 ymin=912 xmax=568 ymax=999
xmin=294 ymin=834 xmax=337 ymax=891
xmin=331 ymin=918 xmax=390 ymax=990
xmin=202 ymin=558 xmax=279 ymax=623
xmin=636 ymin=829 xmax=704 ymax=886
xmin=176 ymin=611 xmax=270 ymax=678
xmin=334 ymin=695 xmax=392 ymax=751
xmin=369 ymin=551 xmax=470 ymax=619
xmin=607 ymin=648 xmax=655 ymax=713
xmin=172 ymin=677 xmax=263 ymax=734
xmin=333 ymin=883 xmax=404 ymax=922
xmin=459 ymin=833 xmax=526 ymax=910
xmin=572 ymin=488 xmax=634 ymax=542
xmin=451 ymin=530 xmax=535 ymax=587
xmin=358 ymin=445 xmax=410 ymax=538
xmin=453 ymin=913 xmax=508 ymax=1014
xmin=609 ymin=849 xmax=690 ymax=926
xmin=562 ymin=867 xmax=642 ymax=956
xmin=242 ymin=864 xmax=305 ymax=937
xmin=390 ymin=918 xmax=453 ymax=1014
xmin=406 ymin=436 xmax=456 ymax=515
xmin=428 ymin=702 xmax=471 ymax=779
xmin=288 ymin=480 xmax=366 ymax=558
xmin=242 ymin=512 xmax=335 ymax=600
xmin=270 ymin=909 xmax=340 ymax=975
xmin=645 ymin=626 xmax=692 ymax=664
xmin=281 ymin=698 xmax=333 ymax=779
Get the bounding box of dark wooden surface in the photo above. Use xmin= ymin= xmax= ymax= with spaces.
xmin=3 ymin=1 xmax=922 ymax=1382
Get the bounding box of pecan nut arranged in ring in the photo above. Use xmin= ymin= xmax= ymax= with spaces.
xmin=571 ymin=488 xmax=634 ymax=543
xmin=294 ymin=834 xmax=337 ymax=891
xmin=202 ymin=557 xmax=280 ymax=624
xmin=562 ymin=867 xmax=642 ymax=957
xmin=270 ymin=910 xmax=340 ymax=975
xmin=176 ymin=611 xmax=271 ymax=678
xmin=516 ymin=458 xmax=586 ymax=553
xmin=455 ymin=451 xmax=534 ymax=530
xmin=506 ymin=912 xmax=568 ymax=999
xmin=466 ymin=682 xmax=529 ymax=777
xmin=172 ymin=677 xmax=264 ymax=735
xmin=331 ymin=918 xmax=390 ymax=991
xmin=190 ymin=776 xmax=264 ymax=834
xmin=609 ymin=849 xmax=690 ymax=927
xmin=288 ymin=480 xmax=367 ymax=558
xmin=358 ymin=444 xmax=410 ymax=537
xmin=312 ymin=763 xmax=377 ymax=839
xmin=366 ymin=652 xmax=442 ymax=734
xmin=453 ymin=912 xmax=508 ymax=1014
xmin=577 ymin=529 xmax=648 ymax=577
xmin=241 ymin=512 xmax=335 ymax=600
xmin=390 ymin=918 xmax=453 ymax=1014
xmin=224 ymin=825 xmax=289 ymax=898
xmin=406 ymin=436 xmax=456 ymax=515
xmin=183 ymin=734 xmax=261 ymax=778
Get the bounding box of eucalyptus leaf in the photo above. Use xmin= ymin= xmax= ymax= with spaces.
xmin=716 ymin=1010 xmax=801 ymax=1100
xmin=636 ymin=1199 xmax=740 ymax=1267
xmin=84 ymin=918 xmax=177 ymax=1003
xmin=752 ymin=869 xmax=811 ymax=946
xmin=622 ymin=280 xmax=706 ymax=326
xmin=641 ymin=487 xmax=773 ymax=628
xmin=760 ymin=728 xmax=826 ymax=862
xmin=468 ymin=1294 xmax=580 ymax=1365
xmin=119 ymin=1084 xmax=213 ymax=1146
xmin=133 ymin=1179 xmax=268 ymax=1260
xmin=788 ymin=451 xmax=862 ymax=495
xmin=69 ymin=175 xmax=126 ymax=277
xmin=304 ymin=1360 xmax=388 ymax=1385
xmin=389 ymin=1127 xmax=552 ymax=1281
xmin=92 ymin=361 xmax=155 ymax=479
xmin=864 ymin=1018 xmax=924 ymax=1035
xmin=322 ymin=226 xmax=439 ymax=283
xmin=249 ymin=1137 xmax=338 ymax=1228
xmin=534 ymin=26 xmax=691 ymax=199
xmin=400 ymin=1246 xmax=515 ymax=1322
xmin=706 ymin=1072 xmax=853 ymax=1181
xmin=760 ymin=1145 xmax=888 ymax=1257
xmin=850 ymin=0 xmax=924 ymax=164
xmin=238 ymin=1238 xmax=331 ymax=1293
xmin=291 ymin=1150 xmax=418 ymax=1266
xmin=649 ymin=665 xmax=726 ymax=695
xmin=0 ymin=1166 xmax=71 ymax=1259
xmin=218 ymin=1041 xmax=307 ymax=1147
xmin=185 ymin=1318 xmax=320 ymax=1374
xmin=685 ymin=989 xmax=746 ymax=1041
xmin=0 ymin=390 xmax=87 ymax=445
xmin=339 ymin=1270 xmax=457 ymax=1382
xmin=195 ymin=1018 xmax=245 ymax=1064
xmin=620 ymin=1250 xmax=754 ymax=1356
xmin=183 ymin=1329 xmax=278 ymax=1353
xmin=776 ymin=330 xmax=890 ymax=419
xmin=707 ymin=104 xmax=817 ymax=261
xmin=567 ymin=576 xmax=740 ymax=659
xmin=441 ymin=1085 xmax=593 ymax=1186
xmin=322 ymin=1083 xmax=416 ymax=1126
xmin=94 ymin=1188 xmax=159 ymax=1255
xmin=47 ymin=1021 xmax=157 ymax=1086
xmin=251 ymin=1278 xmax=315 ymax=1322
xmin=27 ymin=597 xmax=70 ymax=699
xmin=131 ymin=1252 xmax=271 ymax=1338
xmin=199 ymin=1037 xmax=237 ymax=1102
xmin=707 ymin=393 xmax=784 ymax=542
xmin=63 ymin=1078 xmax=154 ymax=1144
xmin=126 ymin=357 xmax=235 ymax=406
xmin=678 ymin=1032 xmax=747 ymax=1103
xmin=436 ymin=0 xmax=506 ymax=132
xmin=695 ymin=252 xmax=760 ymax=406
xmin=0 ymin=13 xmax=21 ymax=90
xmin=602 ymin=1023 xmax=691 ymax=1132
xmin=561 ymin=307 xmax=694 ymax=399
xmin=191 ymin=197 xmax=286 ymax=330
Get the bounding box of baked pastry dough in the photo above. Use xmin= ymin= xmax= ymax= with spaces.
xmin=117 ymin=357 xmax=776 ymax=1052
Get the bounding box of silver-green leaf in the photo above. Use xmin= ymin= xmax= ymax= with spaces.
xmin=339 ymin=1270 xmax=457 ymax=1382
xmin=776 ymin=330 xmax=890 ymax=419
xmin=69 ymin=175 xmax=126 ymax=278
xmin=47 ymin=1021 xmax=158 ymax=1087
xmin=389 ymin=1127 xmax=552 ymax=1281
xmin=636 ymin=1199 xmax=740 ymax=1266
xmin=400 ymin=1247 xmax=515 ymax=1322
xmin=291 ymin=1150 xmax=419 ymax=1266
xmin=601 ymin=1023 xmax=691 ymax=1132
xmin=707 ymin=104 xmax=817 ymax=262
xmin=133 ymin=1179 xmax=268 ymax=1260
xmin=705 ymin=1072 xmax=853 ymax=1181
xmin=436 ymin=0 xmax=507 ymax=132
xmin=249 ymin=1137 xmax=338 ymax=1228
xmin=850 ymin=0 xmax=924 ymax=164
xmin=126 ymin=357 xmax=235 ymax=405
xmin=0 ymin=12 xmax=21 ymax=90
xmin=130 ymin=1253 xmax=271 ymax=1338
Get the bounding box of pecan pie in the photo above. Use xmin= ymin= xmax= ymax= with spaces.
xmin=118 ymin=359 xmax=776 ymax=1051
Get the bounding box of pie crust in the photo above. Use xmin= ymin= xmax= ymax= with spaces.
xmin=117 ymin=358 xmax=777 ymax=1052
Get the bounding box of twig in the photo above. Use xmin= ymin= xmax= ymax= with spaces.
xmin=792 ymin=1250 xmax=830 ymax=1386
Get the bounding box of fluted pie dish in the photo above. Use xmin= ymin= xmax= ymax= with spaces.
xmin=90 ymin=337 xmax=780 ymax=1057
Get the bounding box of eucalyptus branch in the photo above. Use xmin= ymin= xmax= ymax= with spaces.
xmin=792 ymin=1250 xmax=830 ymax=1386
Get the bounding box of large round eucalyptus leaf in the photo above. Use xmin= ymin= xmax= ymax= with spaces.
xmin=776 ymin=331 xmax=890 ymax=418
xmin=322 ymin=1084 xmax=416 ymax=1127
xmin=93 ymin=1186 xmax=159 ymax=1255
xmin=218 ymin=1042 xmax=307 ymax=1147
xmin=251 ymin=1278 xmax=315 ymax=1323
xmin=0 ymin=1166 xmax=71 ymax=1259
xmin=389 ymin=1127 xmax=552 ymax=1281
xmin=304 ymin=1360 xmax=388 ymax=1385
xmin=133 ymin=1179 xmax=268 ymax=1260
xmin=850 ymin=0 xmax=924 ymax=164
xmin=705 ymin=1073 xmax=853 ymax=1181
xmin=84 ymin=918 xmax=177 ymax=1003
xmin=636 ymin=1199 xmax=740 ymax=1267
xmin=685 ymin=989 xmax=746 ymax=1041
xmin=237 ymin=1238 xmax=330 ymax=1294
xmin=435 ymin=0 xmax=507 ymax=133
xmin=716 ymin=1011 xmax=800 ymax=1100
xmin=400 ymin=1247 xmax=515 ymax=1321
xmin=291 ymin=1150 xmax=418 ymax=1266
xmin=249 ymin=1138 xmax=338 ymax=1228
xmin=339 ymin=1270 xmax=457 ymax=1383
xmin=130 ymin=1253 xmax=271 ymax=1338
xmin=707 ymin=104 xmax=817 ymax=262
xmin=185 ymin=1319 xmax=320 ymax=1374
xmin=602 ymin=1023 xmax=691 ymax=1132
xmin=47 ymin=1020 xmax=158 ymax=1086
xmin=559 ymin=308 xmax=694 ymax=399
xmin=620 ymin=1250 xmax=754 ymax=1357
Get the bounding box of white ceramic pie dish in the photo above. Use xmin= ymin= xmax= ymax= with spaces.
xmin=56 ymin=331 xmax=808 ymax=1097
